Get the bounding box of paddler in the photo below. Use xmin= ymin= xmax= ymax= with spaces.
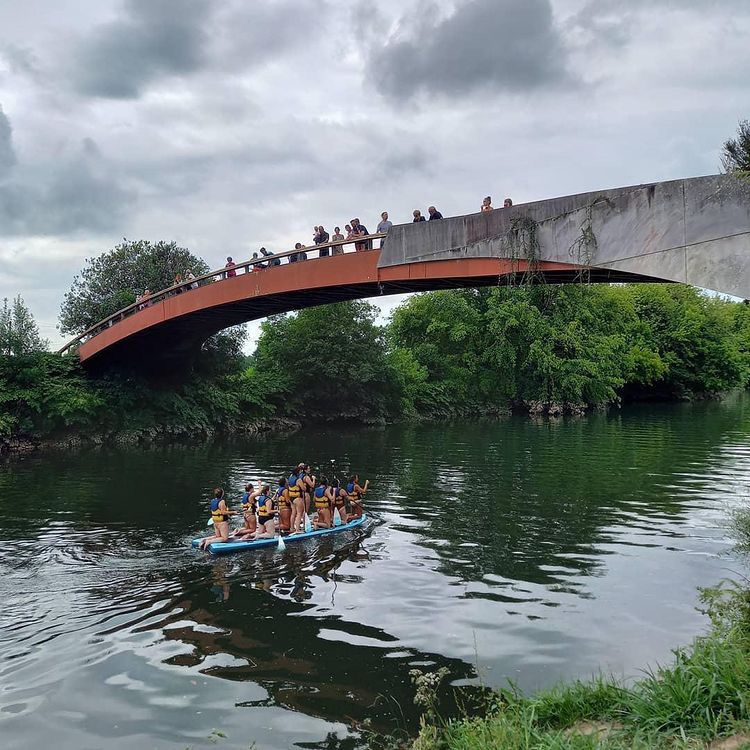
xmin=253 ymin=484 xmax=276 ymax=539
xmin=287 ymin=467 xmax=307 ymax=534
xmin=346 ymin=474 xmax=368 ymax=519
xmin=302 ymin=464 xmax=316 ymax=514
xmin=313 ymin=476 xmax=331 ymax=529
xmin=326 ymin=478 xmax=348 ymax=524
xmin=199 ymin=488 xmax=234 ymax=549
xmin=232 ymin=483 xmax=260 ymax=539
xmin=275 ymin=477 xmax=292 ymax=534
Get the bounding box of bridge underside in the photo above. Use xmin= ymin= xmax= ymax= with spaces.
xmin=79 ymin=254 xmax=664 ymax=369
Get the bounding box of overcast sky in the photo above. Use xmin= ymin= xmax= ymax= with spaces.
xmin=1 ymin=0 xmax=749 ymax=350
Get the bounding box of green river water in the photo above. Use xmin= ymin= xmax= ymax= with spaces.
xmin=1 ymin=396 xmax=749 ymax=749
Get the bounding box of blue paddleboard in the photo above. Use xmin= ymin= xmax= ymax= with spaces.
xmin=192 ymin=514 xmax=367 ymax=555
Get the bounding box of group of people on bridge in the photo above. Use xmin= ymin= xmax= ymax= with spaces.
xmin=130 ymin=196 xmax=515 ymax=317
xmin=198 ymin=464 xmax=368 ymax=549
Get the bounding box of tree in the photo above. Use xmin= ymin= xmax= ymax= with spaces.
xmin=247 ymin=301 xmax=399 ymax=420
xmin=0 ymin=296 xmax=48 ymax=356
xmin=59 ymin=239 xmax=210 ymax=335
xmin=721 ymin=119 xmax=750 ymax=176
xmin=388 ymin=290 xmax=487 ymax=413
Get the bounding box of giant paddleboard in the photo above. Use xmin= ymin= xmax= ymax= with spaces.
xmin=191 ymin=514 xmax=368 ymax=555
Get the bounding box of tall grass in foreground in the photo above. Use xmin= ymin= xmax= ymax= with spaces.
xmin=408 ymin=504 xmax=750 ymax=750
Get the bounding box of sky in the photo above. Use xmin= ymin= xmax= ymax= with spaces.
xmin=1 ymin=0 xmax=749 ymax=351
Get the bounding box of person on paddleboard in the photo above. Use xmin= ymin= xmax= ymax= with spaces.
xmin=302 ymin=465 xmax=316 ymax=514
xmin=231 ymin=483 xmax=260 ymax=540
xmin=313 ymin=476 xmax=331 ymax=529
xmin=327 ymin=478 xmax=348 ymax=524
xmin=345 ymin=474 xmax=368 ymax=519
xmin=287 ymin=467 xmax=307 ymax=534
xmin=275 ymin=477 xmax=292 ymax=534
xmin=199 ymin=488 xmax=235 ymax=550
xmin=253 ymin=485 xmax=276 ymax=539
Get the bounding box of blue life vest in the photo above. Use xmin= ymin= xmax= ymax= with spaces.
xmin=287 ymin=474 xmax=301 ymax=500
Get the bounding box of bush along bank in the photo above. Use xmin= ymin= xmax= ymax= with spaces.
xmin=0 ymin=350 xmax=299 ymax=454
xmin=4 ymin=284 xmax=750 ymax=452
xmin=398 ymin=581 xmax=750 ymax=750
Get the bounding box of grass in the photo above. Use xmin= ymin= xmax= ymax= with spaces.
xmin=412 ymin=626 xmax=750 ymax=748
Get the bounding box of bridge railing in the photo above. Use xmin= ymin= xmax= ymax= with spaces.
xmin=57 ymin=232 xmax=387 ymax=355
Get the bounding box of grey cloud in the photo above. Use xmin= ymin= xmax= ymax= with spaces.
xmin=0 ymin=105 xmax=16 ymax=176
xmin=72 ymin=0 xmax=213 ymax=99
xmin=0 ymin=136 xmax=136 ymax=236
xmin=367 ymin=0 xmax=573 ymax=101
xmin=569 ymin=0 xmax=750 ymax=48
xmin=1 ymin=44 xmax=41 ymax=77
xmin=212 ymin=1 xmax=329 ymax=69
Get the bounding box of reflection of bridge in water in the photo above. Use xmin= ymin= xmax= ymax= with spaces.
xmin=158 ymin=541 xmax=475 ymax=739
xmin=61 ymin=174 xmax=750 ymax=368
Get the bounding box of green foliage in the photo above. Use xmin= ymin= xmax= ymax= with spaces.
xmin=721 ymin=119 xmax=750 ymax=177
xmin=0 ymin=296 xmax=48 ymax=356
xmin=388 ymin=285 xmax=750 ymax=415
xmin=0 ymin=353 xmax=103 ymax=437
xmin=248 ymin=301 xmax=400 ymax=421
xmin=6 ymin=283 xmax=750 ymax=446
xmin=58 ymin=239 xmax=210 ymax=335
xmin=0 ymin=350 xmax=264 ymax=445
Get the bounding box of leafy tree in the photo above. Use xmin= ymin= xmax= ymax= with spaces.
xmin=388 ymin=290 xmax=487 ymax=413
xmin=59 ymin=239 xmax=210 ymax=335
xmin=721 ymin=119 xmax=750 ymax=176
xmin=0 ymin=296 xmax=48 ymax=356
xmin=627 ymin=285 xmax=746 ymax=396
xmin=247 ymin=301 xmax=399 ymax=420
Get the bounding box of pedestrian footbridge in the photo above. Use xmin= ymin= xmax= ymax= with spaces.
xmin=60 ymin=174 xmax=750 ymax=368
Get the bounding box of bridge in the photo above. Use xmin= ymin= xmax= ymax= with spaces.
xmin=60 ymin=174 xmax=750 ymax=368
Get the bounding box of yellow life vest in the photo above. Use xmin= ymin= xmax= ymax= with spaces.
xmin=314 ymin=487 xmax=328 ymax=510
xmin=211 ymin=497 xmax=228 ymax=523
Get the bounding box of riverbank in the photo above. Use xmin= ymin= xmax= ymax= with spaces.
xmin=0 ymin=416 xmax=301 ymax=455
xmin=408 ymin=499 xmax=750 ymax=750
xmin=409 ymin=582 xmax=750 ymax=749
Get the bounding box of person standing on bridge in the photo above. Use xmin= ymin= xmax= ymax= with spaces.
xmin=376 ymin=211 xmax=392 ymax=248
xmin=504 ymin=198 xmax=513 ymax=208
xmin=481 ymin=196 xmax=493 ymax=212
xmin=413 ymin=210 xmax=426 ymax=222
xmin=331 ymin=227 xmax=345 ymax=254
xmin=352 ymin=218 xmax=370 ymax=251
xmin=225 ymin=257 xmax=237 ymax=278
xmin=185 ymin=270 xmax=198 ymax=289
xmin=316 ymin=225 xmax=330 ymax=257
xmin=428 ymin=206 xmax=443 ymax=220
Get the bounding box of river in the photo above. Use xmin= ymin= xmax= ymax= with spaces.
xmin=1 ymin=396 xmax=749 ymax=749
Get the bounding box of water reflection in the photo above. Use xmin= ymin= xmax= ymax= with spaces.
xmin=1 ymin=396 xmax=750 ymax=748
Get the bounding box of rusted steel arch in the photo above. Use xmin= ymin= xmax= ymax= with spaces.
xmin=73 ymin=252 xmax=660 ymax=368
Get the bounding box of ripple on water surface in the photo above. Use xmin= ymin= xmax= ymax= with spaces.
xmin=1 ymin=398 xmax=749 ymax=748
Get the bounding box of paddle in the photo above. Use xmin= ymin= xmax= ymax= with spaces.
xmin=304 ymin=514 xmax=312 ymax=532
xmin=277 ymin=533 xmax=286 ymax=551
